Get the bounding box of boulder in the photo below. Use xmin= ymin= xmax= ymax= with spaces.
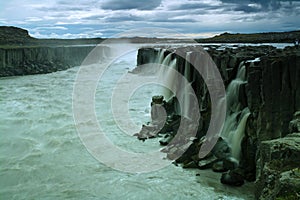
xmin=221 ymin=169 xmax=245 ymax=186
xmin=289 ymin=111 xmax=300 ymax=133
xmin=256 ymin=133 xmax=300 ymax=199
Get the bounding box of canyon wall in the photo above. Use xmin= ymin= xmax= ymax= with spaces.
xmin=208 ymin=46 xmax=300 ymax=199
xmin=136 ymin=45 xmax=300 ymax=199
xmin=0 ymin=46 xmax=107 ymax=76
xmin=137 ymin=45 xmax=300 ymax=139
xmin=207 ymin=46 xmax=300 ymax=138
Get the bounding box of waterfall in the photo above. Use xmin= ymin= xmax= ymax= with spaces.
xmin=183 ymin=51 xmax=196 ymax=83
xmin=156 ymin=50 xmax=197 ymax=119
xmin=180 ymin=51 xmax=197 ymax=119
xmin=156 ymin=48 xmax=166 ymax=64
xmin=221 ymin=62 xmax=250 ymax=160
xmin=156 ymin=50 xmax=177 ymax=101
xmin=155 ymin=48 xmax=250 ymax=160
xmin=162 ymin=52 xmax=173 ymax=66
xmin=184 ymin=52 xmax=191 ymax=82
xmin=230 ymin=109 xmax=250 ymax=159
xmin=226 ymin=62 xmax=246 ymax=114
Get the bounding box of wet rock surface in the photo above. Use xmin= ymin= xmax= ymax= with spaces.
xmin=136 ymin=45 xmax=300 ymax=199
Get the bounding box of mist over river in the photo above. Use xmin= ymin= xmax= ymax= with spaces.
xmin=0 ymin=49 xmax=254 ymax=199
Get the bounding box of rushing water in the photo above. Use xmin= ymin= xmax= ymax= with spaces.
xmin=0 ymin=50 xmax=254 ymax=199
xmin=221 ymin=63 xmax=250 ymax=160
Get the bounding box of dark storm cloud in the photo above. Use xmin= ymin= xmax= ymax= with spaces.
xmin=57 ymin=0 xmax=99 ymax=6
xmin=101 ymin=0 xmax=162 ymax=10
xmin=169 ymin=3 xmax=223 ymax=11
xmin=82 ymin=15 xmax=106 ymax=21
xmin=37 ymin=0 xmax=100 ymax=12
xmin=38 ymin=6 xmax=88 ymax=12
xmin=233 ymin=4 xmax=261 ymax=13
xmin=150 ymin=18 xmax=198 ymax=23
xmin=104 ymin=15 xmax=144 ymax=22
xmin=234 ymin=14 xmax=266 ymax=22
xmin=1 ymin=0 xmax=299 ymax=38
xmin=220 ymin=0 xmax=300 ymax=11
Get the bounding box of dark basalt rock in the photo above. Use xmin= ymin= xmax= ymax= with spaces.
xmin=211 ymin=137 xmax=231 ymax=159
xmin=136 ymin=45 xmax=300 ymax=199
xmin=223 ymin=157 xmax=239 ymax=171
xmin=159 ymin=133 xmax=174 ymax=146
xmin=221 ymin=169 xmax=245 ymax=186
xmin=0 ymin=46 xmax=110 ymax=77
xmin=275 ymin=169 xmax=300 ymax=200
xmin=212 ymin=161 xmax=228 ymax=172
xmin=257 ymin=132 xmax=300 ymax=199
xmin=289 ymin=111 xmax=300 ymax=133
xmin=198 ymin=155 xmax=220 ymax=170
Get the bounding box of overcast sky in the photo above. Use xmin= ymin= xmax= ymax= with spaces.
xmin=0 ymin=0 xmax=299 ymax=38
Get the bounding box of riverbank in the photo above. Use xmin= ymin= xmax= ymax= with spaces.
xmin=0 ymin=46 xmax=103 ymax=76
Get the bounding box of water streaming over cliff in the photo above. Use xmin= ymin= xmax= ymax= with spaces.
xmin=153 ymin=48 xmax=250 ymax=161
xmin=0 ymin=48 xmax=254 ymax=199
xmin=155 ymin=49 xmax=197 ymax=120
xmin=159 ymin=52 xmax=178 ymax=102
xmin=221 ymin=63 xmax=250 ymax=160
xmin=220 ymin=107 xmax=250 ymax=160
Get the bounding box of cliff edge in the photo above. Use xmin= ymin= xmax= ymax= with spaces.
xmin=0 ymin=26 xmax=36 ymax=45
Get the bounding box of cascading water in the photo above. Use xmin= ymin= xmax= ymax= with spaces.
xmin=156 ymin=48 xmax=166 ymax=64
xmin=155 ymin=48 xmax=250 ymax=161
xmin=156 ymin=49 xmax=198 ymax=120
xmin=183 ymin=52 xmax=196 ymax=83
xmin=156 ymin=50 xmax=178 ymax=102
xmin=221 ymin=62 xmax=250 ymax=160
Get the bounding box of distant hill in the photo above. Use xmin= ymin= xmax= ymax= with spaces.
xmin=1 ymin=26 xmax=300 ymax=47
xmin=0 ymin=26 xmax=187 ymax=47
xmin=195 ymin=31 xmax=300 ymax=43
xmin=0 ymin=26 xmax=104 ymax=47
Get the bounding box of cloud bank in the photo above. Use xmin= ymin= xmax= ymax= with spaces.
xmin=0 ymin=0 xmax=299 ymax=38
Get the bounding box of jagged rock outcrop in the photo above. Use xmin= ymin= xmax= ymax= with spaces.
xmin=136 ymin=45 xmax=300 ymax=199
xmin=0 ymin=46 xmax=109 ymax=76
xmin=137 ymin=45 xmax=300 ymax=139
xmin=0 ymin=26 xmax=35 ymax=45
xmin=207 ymin=46 xmax=300 ymax=137
xmin=255 ymin=112 xmax=300 ymax=199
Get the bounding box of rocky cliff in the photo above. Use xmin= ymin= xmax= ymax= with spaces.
xmin=0 ymin=26 xmax=35 ymax=45
xmin=206 ymin=46 xmax=300 ymax=138
xmin=136 ymin=45 xmax=300 ymax=199
xmin=0 ymin=46 xmax=109 ymax=76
